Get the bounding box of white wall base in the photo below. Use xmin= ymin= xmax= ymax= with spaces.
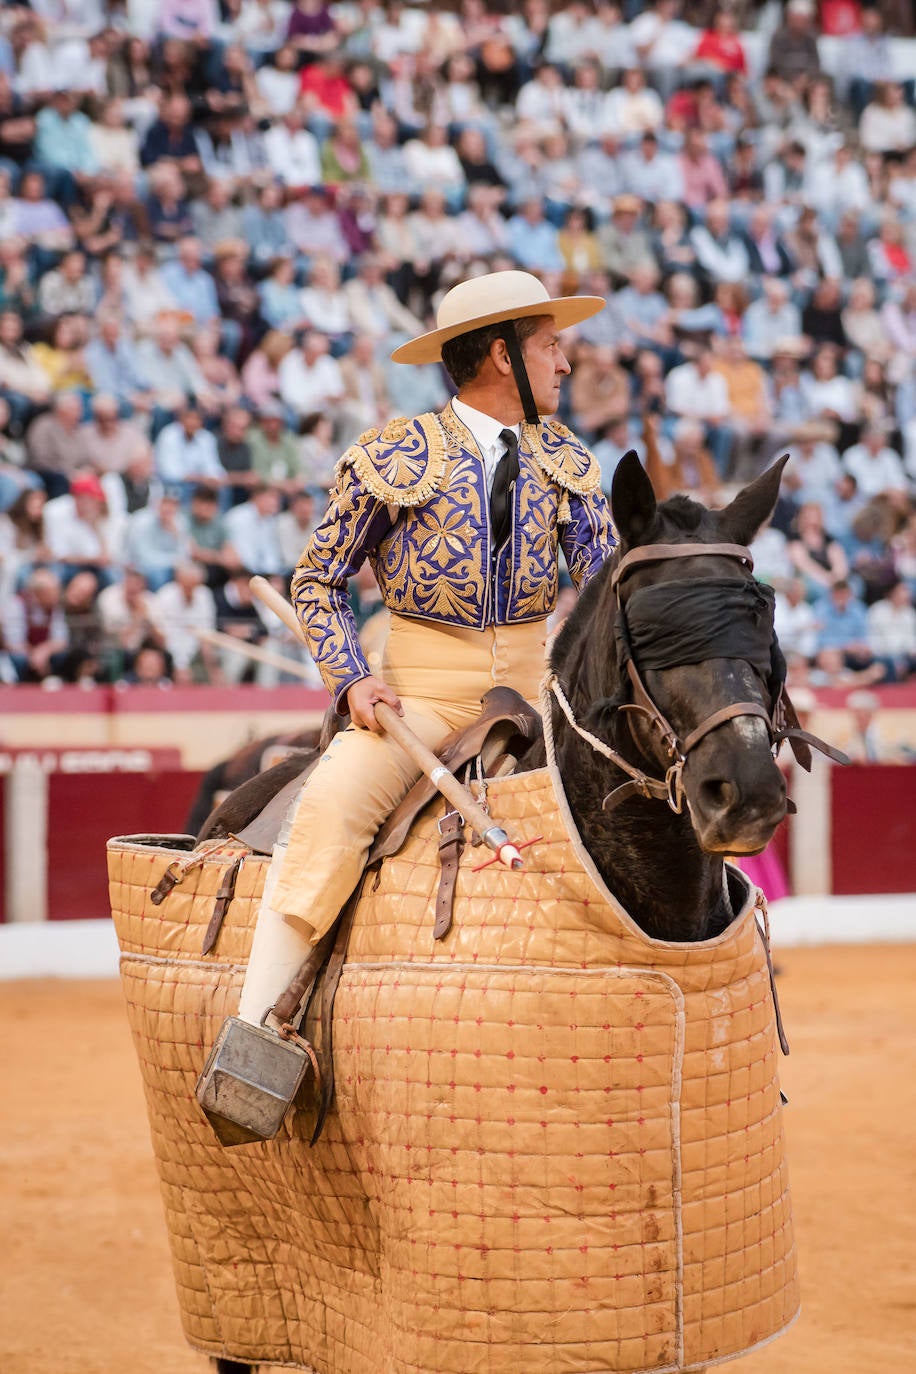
xmin=0 ymin=919 xmax=120 ymax=980
xmin=1 ymin=898 xmax=915 ymax=981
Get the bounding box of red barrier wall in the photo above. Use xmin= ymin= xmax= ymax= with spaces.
xmin=47 ymin=769 xmax=204 ymax=922
xmin=831 ymin=764 xmax=916 ymax=895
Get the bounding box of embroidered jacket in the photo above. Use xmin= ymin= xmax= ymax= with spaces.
xmin=291 ymin=402 xmax=615 ymax=707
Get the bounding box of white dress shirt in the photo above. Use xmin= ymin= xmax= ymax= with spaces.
xmin=451 ymin=398 xmax=520 ymax=491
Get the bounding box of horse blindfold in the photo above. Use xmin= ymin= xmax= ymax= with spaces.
xmin=616 ymin=578 xmax=780 ymax=687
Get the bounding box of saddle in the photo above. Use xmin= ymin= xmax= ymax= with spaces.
xmin=232 ymin=686 xmax=541 ymax=858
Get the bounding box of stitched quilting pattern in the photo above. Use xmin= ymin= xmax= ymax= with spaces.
xmin=108 ymin=766 xmax=798 ymax=1372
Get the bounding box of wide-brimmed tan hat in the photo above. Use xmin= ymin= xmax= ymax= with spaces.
xmin=390 ymin=270 xmax=604 ymax=365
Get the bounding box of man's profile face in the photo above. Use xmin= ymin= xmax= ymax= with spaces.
xmin=519 ymin=315 xmax=571 ymax=418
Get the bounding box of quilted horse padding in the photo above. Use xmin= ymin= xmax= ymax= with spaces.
xmin=108 ymin=763 xmax=799 ymax=1373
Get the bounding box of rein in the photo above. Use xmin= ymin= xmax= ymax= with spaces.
xmin=550 ymin=541 xmax=848 ymax=815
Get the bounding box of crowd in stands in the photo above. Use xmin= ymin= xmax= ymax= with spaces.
xmin=0 ymin=0 xmax=915 ymax=693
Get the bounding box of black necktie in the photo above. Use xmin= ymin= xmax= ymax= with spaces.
xmin=490 ymin=428 xmax=519 ymax=553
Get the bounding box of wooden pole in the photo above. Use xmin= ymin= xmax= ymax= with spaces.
xmin=249 ymin=576 xmax=524 ymax=869
xmin=196 ymin=626 xmax=315 ymax=681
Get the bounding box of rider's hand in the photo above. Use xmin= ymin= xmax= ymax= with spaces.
xmin=345 ymin=675 xmax=404 ymax=734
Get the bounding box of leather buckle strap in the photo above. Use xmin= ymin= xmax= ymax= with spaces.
xmin=201 ymin=854 xmax=243 ymax=955
xmin=434 ymin=808 xmax=465 ymax=940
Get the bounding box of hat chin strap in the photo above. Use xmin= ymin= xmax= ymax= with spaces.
xmin=499 ymin=324 xmax=540 ymax=426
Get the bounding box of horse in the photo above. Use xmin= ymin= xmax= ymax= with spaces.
xmin=110 ymin=452 xmax=813 ymax=1374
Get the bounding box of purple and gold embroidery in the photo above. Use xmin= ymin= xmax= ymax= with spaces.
xmin=293 ymin=404 xmax=615 ymax=707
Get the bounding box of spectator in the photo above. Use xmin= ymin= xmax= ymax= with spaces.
xmin=160 ymin=237 xmax=219 ymax=328
xmin=597 ymin=194 xmax=655 ymax=282
xmin=124 ymin=639 xmax=174 ymax=687
xmin=135 ymin=313 xmax=209 ymax=412
xmin=665 ymin=346 xmax=733 ymax=475
xmin=33 ymin=88 xmax=99 ymax=187
xmin=25 ymin=391 xmax=92 ymax=498
xmin=621 ymin=131 xmax=684 ymax=206
xmin=799 ymin=344 xmax=859 ymax=432
xmin=186 ymin=484 xmax=230 ymax=581
xmin=285 ymin=184 xmax=349 ymax=263
xmin=603 ymin=66 xmax=664 ymax=137
xmin=223 ymin=481 xmax=283 ymax=574
xmin=140 ymin=93 xmax=201 ymax=175
xmin=343 ymin=254 xmax=423 ymax=341
xmin=97 ymin=566 xmax=161 ymax=676
xmin=241 ymin=329 xmax=293 ymax=412
xmin=710 ymin=334 xmax=772 ymax=478
xmin=121 ymin=244 xmax=178 ymax=334
xmin=507 ymin=196 xmax=565 ymax=273
xmin=812 ymin=578 xmax=884 ymax=685
xmin=123 ymin=490 xmax=191 ymax=590
xmin=44 ymin=470 xmax=119 ymax=576
xmin=843 ymin=425 xmax=908 ymax=499
xmin=263 ymin=107 xmax=321 ymax=188
xmin=743 ymin=277 xmax=801 ymax=362
xmin=153 ymin=400 xmax=225 ymax=493
xmin=788 ymin=500 xmax=849 ymax=595
xmin=150 ymin=560 xmax=217 ymax=681
xmin=190 ymin=178 xmax=244 ymax=249
xmin=37 ymin=248 xmax=95 ymax=319
xmin=866 ymin=580 xmax=916 ymax=682
xmin=299 ymin=255 xmax=353 ymax=347
xmin=277 ymin=487 xmax=319 ymax=571
xmin=9 ymin=170 xmax=73 ymax=250
xmin=690 ymin=198 xmax=750 ymax=286
xmin=801 ymin=277 xmax=848 ymax=351
xmin=144 ymin=162 xmax=194 ymax=247
xmin=80 ymin=393 xmax=148 ymax=477
xmin=859 ymin=81 xmax=916 ymax=155
xmin=766 ymin=0 xmax=821 ymax=89
xmin=1 ymin=566 xmax=69 ymax=682
xmin=774 ymin=577 xmax=819 ymax=664
xmin=277 ymin=328 xmax=346 ymax=425
xmin=0 ymin=308 xmax=51 ymax=431
xmin=84 ymin=314 xmax=153 ymax=414
xmin=217 ymin=405 xmax=255 ymax=498
xmin=338 ymin=333 xmax=391 ymax=438
xmin=678 ymin=128 xmax=728 ymax=211
xmin=255 ymin=44 xmax=300 ymax=116
xmin=248 ymin=403 xmax=301 ymax=493
xmin=212 ymin=566 xmax=266 ymax=682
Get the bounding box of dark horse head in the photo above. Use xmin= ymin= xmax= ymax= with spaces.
xmin=548 ymin=452 xmax=793 ymax=940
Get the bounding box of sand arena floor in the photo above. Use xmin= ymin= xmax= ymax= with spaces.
xmin=0 ymin=942 xmax=913 ymax=1374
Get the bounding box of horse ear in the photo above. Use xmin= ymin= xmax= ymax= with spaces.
xmin=717 ymin=454 xmax=789 ymax=546
xmin=611 ymin=450 xmax=657 ymax=546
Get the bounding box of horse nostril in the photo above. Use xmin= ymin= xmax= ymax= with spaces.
xmin=700 ymin=779 xmax=739 ymax=813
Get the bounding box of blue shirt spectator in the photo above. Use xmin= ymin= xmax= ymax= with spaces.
xmin=160 ymin=239 xmax=220 ymax=326
xmin=34 ymin=93 xmax=99 ymax=175
xmin=507 ymin=200 xmax=565 ymax=272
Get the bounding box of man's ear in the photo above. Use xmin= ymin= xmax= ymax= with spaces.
xmin=488 ymin=335 xmax=513 ymax=377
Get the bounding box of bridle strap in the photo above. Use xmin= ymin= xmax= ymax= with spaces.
xmin=552 ymin=539 xmax=850 ymax=816
xmin=611 ymin=542 xmax=754 ymax=592
xmin=681 ymin=701 xmax=772 ymax=756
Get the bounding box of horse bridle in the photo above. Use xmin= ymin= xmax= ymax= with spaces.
xmin=548 ymin=540 xmax=848 ymax=815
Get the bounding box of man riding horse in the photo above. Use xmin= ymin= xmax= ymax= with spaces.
xmin=238 ymin=270 xmax=616 ymax=1026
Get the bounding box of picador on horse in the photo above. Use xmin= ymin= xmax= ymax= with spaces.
xmin=110 ymin=269 xmax=852 ymax=1373
xmin=236 ymin=269 xmax=616 ymax=1027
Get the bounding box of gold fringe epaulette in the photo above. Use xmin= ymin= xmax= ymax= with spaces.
xmin=338 ymin=414 xmax=447 ymax=507
xmin=528 ymin=419 xmax=602 ymax=497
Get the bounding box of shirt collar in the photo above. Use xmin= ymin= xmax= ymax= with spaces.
xmin=451 ymin=397 xmax=519 ymax=455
